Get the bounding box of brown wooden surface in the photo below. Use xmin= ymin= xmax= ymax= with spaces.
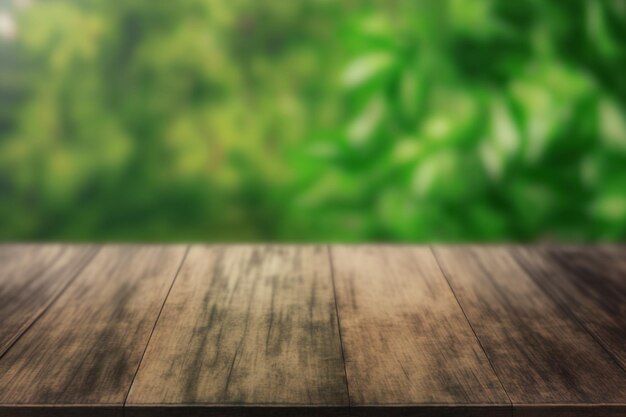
xmin=127 ymin=245 xmax=348 ymax=409
xmin=512 ymin=245 xmax=626 ymax=370
xmin=0 ymin=244 xmax=98 ymax=357
xmin=0 ymin=245 xmax=187 ymax=415
xmin=0 ymin=244 xmax=625 ymax=417
xmin=331 ymin=245 xmax=509 ymax=416
xmin=433 ymin=246 xmax=626 ymax=416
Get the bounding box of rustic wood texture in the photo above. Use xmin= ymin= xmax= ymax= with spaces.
xmin=331 ymin=245 xmax=510 ymax=415
xmin=127 ymin=245 xmax=348 ymax=408
xmin=0 ymin=244 xmax=625 ymax=417
xmin=0 ymin=244 xmax=98 ymax=357
xmin=433 ymin=246 xmax=626 ymax=414
xmin=513 ymin=245 xmax=626 ymax=370
xmin=0 ymin=245 xmax=187 ymax=411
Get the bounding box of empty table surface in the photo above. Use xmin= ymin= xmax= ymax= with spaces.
xmin=0 ymin=244 xmax=624 ymax=417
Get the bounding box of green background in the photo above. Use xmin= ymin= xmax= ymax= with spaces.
xmin=2 ymin=0 xmax=626 ymax=242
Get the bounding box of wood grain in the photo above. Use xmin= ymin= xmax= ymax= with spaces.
xmin=513 ymin=245 xmax=626 ymax=370
xmin=127 ymin=245 xmax=347 ymax=410
xmin=0 ymin=245 xmax=187 ymax=413
xmin=0 ymin=244 xmax=98 ymax=357
xmin=433 ymin=246 xmax=626 ymax=415
xmin=1 ymin=244 xmax=624 ymax=417
xmin=331 ymin=245 xmax=510 ymax=415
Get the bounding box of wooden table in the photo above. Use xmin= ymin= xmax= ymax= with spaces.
xmin=0 ymin=245 xmax=624 ymax=417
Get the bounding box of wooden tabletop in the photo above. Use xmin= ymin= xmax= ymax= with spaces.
xmin=0 ymin=245 xmax=624 ymax=417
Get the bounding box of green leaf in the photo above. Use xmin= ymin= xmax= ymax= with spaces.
xmin=341 ymin=52 xmax=395 ymax=90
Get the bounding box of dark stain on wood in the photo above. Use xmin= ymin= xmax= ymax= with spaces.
xmin=434 ymin=245 xmax=626 ymax=412
xmin=0 ymin=245 xmax=187 ymax=408
xmin=513 ymin=245 xmax=626 ymax=370
xmin=127 ymin=245 xmax=348 ymax=406
xmin=0 ymin=244 xmax=625 ymax=417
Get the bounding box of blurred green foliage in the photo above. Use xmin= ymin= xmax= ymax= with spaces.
xmin=1 ymin=0 xmax=626 ymax=242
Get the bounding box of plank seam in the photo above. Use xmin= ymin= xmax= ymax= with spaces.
xmin=513 ymin=247 xmax=626 ymax=376
xmin=430 ymin=245 xmax=514 ymax=416
xmin=123 ymin=245 xmax=191 ymax=411
xmin=0 ymin=245 xmax=101 ymax=361
xmin=327 ymin=245 xmax=351 ymax=407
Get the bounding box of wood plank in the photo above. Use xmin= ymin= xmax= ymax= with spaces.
xmin=0 ymin=245 xmax=187 ymax=416
xmin=0 ymin=244 xmax=98 ymax=358
xmin=433 ymin=246 xmax=626 ymax=416
xmin=330 ymin=245 xmax=510 ymax=416
xmin=126 ymin=245 xmax=347 ymax=413
xmin=513 ymin=245 xmax=626 ymax=370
